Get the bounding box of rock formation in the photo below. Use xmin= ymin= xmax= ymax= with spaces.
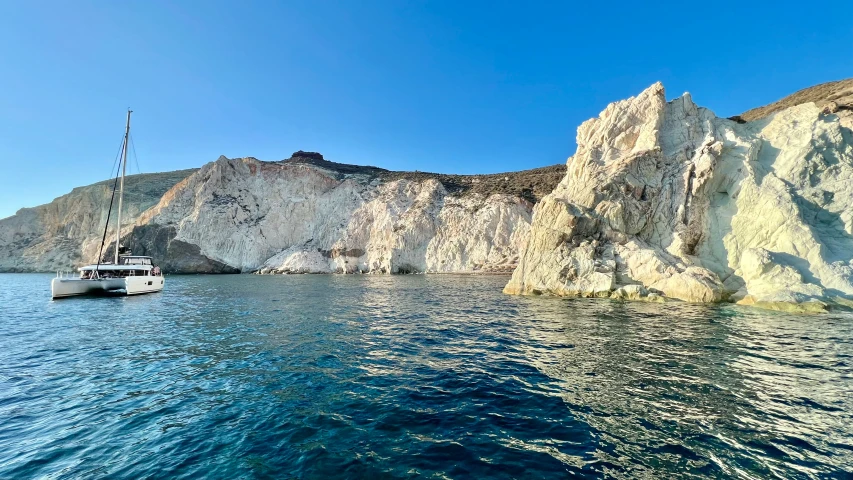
xmin=125 ymin=156 xmax=538 ymax=274
xmin=0 ymin=152 xmax=564 ymax=275
xmin=505 ymin=81 xmax=853 ymax=312
xmin=0 ymin=170 xmax=196 ymax=272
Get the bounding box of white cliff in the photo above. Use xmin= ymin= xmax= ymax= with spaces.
xmin=128 ymin=156 xmax=534 ymax=274
xmin=0 ymin=151 xmax=561 ymax=275
xmin=505 ymin=82 xmax=853 ymax=312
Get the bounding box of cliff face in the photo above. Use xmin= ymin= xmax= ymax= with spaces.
xmin=0 ymin=170 xmax=196 ymax=272
xmin=124 ymin=156 xmax=537 ymax=274
xmin=505 ymin=82 xmax=853 ymax=312
xmin=0 ymin=153 xmax=564 ymax=274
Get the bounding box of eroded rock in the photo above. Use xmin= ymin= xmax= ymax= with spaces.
xmin=505 ymin=82 xmax=853 ymax=311
xmin=122 ymin=157 xmax=535 ymax=274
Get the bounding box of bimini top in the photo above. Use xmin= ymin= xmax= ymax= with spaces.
xmin=79 ymin=263 xmax=153 ymax=272
xmin=77 ymin=256 xmax=156 ymax=272
xmin=120 ymin=256 xmax=153 ymax=265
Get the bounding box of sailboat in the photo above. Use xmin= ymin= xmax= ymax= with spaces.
xmin=51 ymin=110 xmax=165 ymax=299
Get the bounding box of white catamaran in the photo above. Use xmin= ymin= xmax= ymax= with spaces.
xmin=51 ymin=110 xmax=165 ymax=299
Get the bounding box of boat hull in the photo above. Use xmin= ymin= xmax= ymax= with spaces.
xmin=51 ymin=276 xmax=165 ymax=299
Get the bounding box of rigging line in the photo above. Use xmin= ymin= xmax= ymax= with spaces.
xmin=101 ymin=132 xmax=127 ymax=233
xmin=127 ymin=133 xmax=142 ymax=254
xmin=106 ymin=134 xmax=126 ymax=184
xmin=129 ymin=133 xmax=141 ymax=177
xmin=95 ymin=137 xmax=127 ymax=274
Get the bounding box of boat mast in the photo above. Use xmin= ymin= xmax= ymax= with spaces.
xmin=115 ymin=109 xmax=131 ymax=264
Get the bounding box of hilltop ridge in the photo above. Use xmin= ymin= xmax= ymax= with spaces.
xmin=734 ymin=78 xmax=853 ymax=126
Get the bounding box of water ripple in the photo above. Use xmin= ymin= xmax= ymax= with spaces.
xmin=0 ymin=273 xmax=851 ymax=478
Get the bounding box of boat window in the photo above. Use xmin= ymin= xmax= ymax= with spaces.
xmin=122 ymin=257 xmax=152 ymax=265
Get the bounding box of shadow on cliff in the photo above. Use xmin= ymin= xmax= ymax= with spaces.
xmin=786 ymin=186 xmax=853 ymax=263
xmin=751 ymin=137 xmax=780 ymax=186
xmin=108 ymin=224 xmax=240 ymax=274
xmin=700 ymin=135 xmax=853 ymax=300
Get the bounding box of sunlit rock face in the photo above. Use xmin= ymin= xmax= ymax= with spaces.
xmin=505 ymin=82 xmax=853 ymax=311
xmin=0 ymin=170 xmax=196 ymax=272
xmin=0 ymin=150 xmax=558 ymax=275
xmin=122 ymin=157 xmax=533 ymax=274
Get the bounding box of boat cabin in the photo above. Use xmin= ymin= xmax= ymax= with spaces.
xmin=77 ymin=256 xmax=161 ymax=279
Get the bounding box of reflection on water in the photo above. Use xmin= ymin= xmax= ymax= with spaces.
xmin=0 ymin=273 xmax=850 ymax=478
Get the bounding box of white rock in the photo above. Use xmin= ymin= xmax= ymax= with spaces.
xmin=126 ymin=158 xmax=534 ymax=274
xmin=506 ymin=82 xmax=853 ymax=309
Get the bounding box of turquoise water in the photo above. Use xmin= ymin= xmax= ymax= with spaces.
xmin=0 ymin=273 xmax=851 ymax=479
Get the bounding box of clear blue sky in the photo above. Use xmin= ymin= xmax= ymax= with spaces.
xmin=1 ymin=1 xmax=852 ymax=219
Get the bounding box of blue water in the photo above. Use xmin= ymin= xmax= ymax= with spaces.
xmin=0 ymin=274 xmax=851 ymax=479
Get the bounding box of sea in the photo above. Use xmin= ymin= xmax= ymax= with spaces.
xmin=0 ymin=273 xmax=851 ymax=479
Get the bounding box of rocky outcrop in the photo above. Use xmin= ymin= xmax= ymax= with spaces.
xmin=0 ymin=169 xmax=196 ymax=272
xmin=505 ymin=81 xmax=853 ymax=311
